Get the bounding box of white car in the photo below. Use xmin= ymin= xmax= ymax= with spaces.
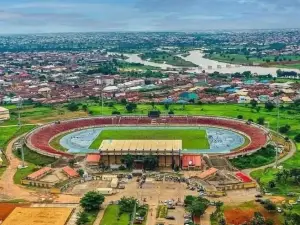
xmin=277 ymin=207 xmax=282 ymax=213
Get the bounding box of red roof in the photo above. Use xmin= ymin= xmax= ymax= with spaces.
xmin=62 ymin=166 xmax=79 ymax=178
xmin=86 ymin=154 xmax=101 ymax=163
xmin=27 ymin=167 xmax=52 ymax=180
xmin=182 ymin=154 xmax=202 ymax=167
xmin=198 ymin=168 xmax=218 ymax=179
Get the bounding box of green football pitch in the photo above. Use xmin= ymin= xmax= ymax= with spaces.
xmin=89 ymin=129 xmax=210 ymax=150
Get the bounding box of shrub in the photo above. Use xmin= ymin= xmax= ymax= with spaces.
xmin=112 ymin=111 xmax=121 ymax=115
xmin=237 ymin=115 xmax=243 ymax=119
xmin=295 ymin=134 xmax=300 ymax=143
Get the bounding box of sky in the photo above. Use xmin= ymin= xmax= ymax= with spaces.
xmin=0 ymin=0 xmax=299 ymax=34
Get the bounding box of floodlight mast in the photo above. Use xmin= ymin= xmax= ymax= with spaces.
xmin=275 ymin=92 xmax=280 ymax=168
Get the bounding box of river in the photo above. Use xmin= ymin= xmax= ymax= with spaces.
xmin=122 ymin=50 xmax=300 ymax=75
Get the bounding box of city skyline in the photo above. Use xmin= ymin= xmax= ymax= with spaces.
xmin=0 ymin=0 xmax=300 ymax=34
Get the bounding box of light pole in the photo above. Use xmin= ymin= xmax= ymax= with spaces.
xmin=275 ymin=92 xmax=280 ymax=168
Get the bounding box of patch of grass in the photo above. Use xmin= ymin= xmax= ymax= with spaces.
xmin=13 ymin=146 xmax=56 ymax=166
xmin=49 ymin=133 xmax=69 ymax=152
xmin=100 ymin=205 xmax=130 ymax=225
xmin=250 ymin=167 xmax=300 ymax=195
xmin=13 ymin=163 xmax=36 ymax=185
xmin=0 ymin=125 xmax=35 ymax=149
xmin=90 ymin=129 xmax=209 ymax=150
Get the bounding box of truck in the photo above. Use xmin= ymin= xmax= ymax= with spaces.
xmin=96 ymin=188 xmax=114 ymax=195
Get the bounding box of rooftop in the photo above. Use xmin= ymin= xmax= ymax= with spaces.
xmin=27 ymin=167 xmax=52 ymax=180
xmin=86 ymin=154 xmax=101 ymax=163
xmin=99 ymin=140 xmax=182 ymax=152
xmin=62 ymin=166 xmax=79 ymax=178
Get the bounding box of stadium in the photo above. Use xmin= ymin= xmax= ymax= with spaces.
xmin=25 ymin=116 xmax=269 ymax=169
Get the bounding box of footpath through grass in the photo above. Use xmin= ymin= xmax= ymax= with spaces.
xmin=90 ymin=129 xmax=209 ymax=150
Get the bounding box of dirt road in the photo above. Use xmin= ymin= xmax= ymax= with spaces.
xmin=0 ymin=135 xmax=80 ymax=203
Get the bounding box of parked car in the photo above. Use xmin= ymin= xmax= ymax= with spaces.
xmin=277 ymin=207 xmax=282 ymax=213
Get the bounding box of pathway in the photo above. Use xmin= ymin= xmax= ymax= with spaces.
xmin=0 ymin=124 xmax=37 ymax=128
xmin=200 ymin=206 xmax=215 ymax=225
xmin=0 ymin=134 xmax=80 ymax=203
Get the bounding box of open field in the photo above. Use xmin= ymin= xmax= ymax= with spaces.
xmin=89 ymin=129 xmax=209 ymax=150
xmin=206 ymin=53 xmax=300 ymax=69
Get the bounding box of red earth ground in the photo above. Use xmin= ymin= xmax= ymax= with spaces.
xmin=0 ymin=203 xmax=30 ymax=221
xmin=224 ymin=202 xmax=282 ymax=225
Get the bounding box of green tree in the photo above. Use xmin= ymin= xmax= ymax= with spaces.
xmin=294 ymin=134 xmax=300 ymax=142
xmin=265 ymin=101 xmax=275 ymax=111
xmin=67 ymin=102 xmax=79 ymax=111
xmin=77 ymin=169 xmax=84 ymax=177
xmin=80 ymin=191 xmax=105 ymax=212
xmin=264 ymin=200 xmax=276 ymax=211
xmin=250 ymin=99 xmax=258 ymax=108
xmin=82 ymin=105 xmax=88 ymax=112
xmin=237 ymin=115 xmax=243 ymax=119
xmin=188 ymin=198 xmax=209 ymax=217
xmin=164 ymin=104 xmax=170 ymax=110
xmin=268 ymin=180 xmax=276 ymax=189
xmin=120 ymin=98 xmax=127 ymax=105
xmin=76 ymin=211 xmax=89 ymax=225
xmin=143 ymin=154 xmax=158 ymax=170
xmin=119 ymin=197 xmax=137 ymax=213
xmin=279 ymin=125 xmax=291 ymax=134
xmin=121 ymin=154 xmax=135 ymax=169
xmin=257 ymin=117 xmax=265 ymax=125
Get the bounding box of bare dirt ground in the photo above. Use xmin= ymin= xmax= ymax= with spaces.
xmin=0 ymin=135 xmax=80 ymax=203
xmin=224 ymin=201 xmax=283 ymax=225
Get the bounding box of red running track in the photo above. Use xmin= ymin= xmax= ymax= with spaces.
xmin=26 ymin=116 xmax=268 ymax=158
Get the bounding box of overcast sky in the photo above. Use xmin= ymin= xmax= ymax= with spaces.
xmin=0 ymin=0 xmax=299 ymax=34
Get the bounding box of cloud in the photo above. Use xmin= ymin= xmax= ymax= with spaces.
xmin=0 ymin=0 xmax=300 ymax=33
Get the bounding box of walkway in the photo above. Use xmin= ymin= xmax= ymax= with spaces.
xmin=200 ymin=206 xmax=215 ymax=225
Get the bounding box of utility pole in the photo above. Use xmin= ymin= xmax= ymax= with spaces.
xmin=275 ymin=92 xmax=280 ymax=168
xmin=130 ymin=202 xmax=137 ymax=225
xmin=20 ymin=138 xmax=25 ymax=168
xmin=17 ymin=97 xmax=22 ymax=127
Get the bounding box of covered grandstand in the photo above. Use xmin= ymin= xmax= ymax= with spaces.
xmin=25 ymin=116 xmax=268 ymax=162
